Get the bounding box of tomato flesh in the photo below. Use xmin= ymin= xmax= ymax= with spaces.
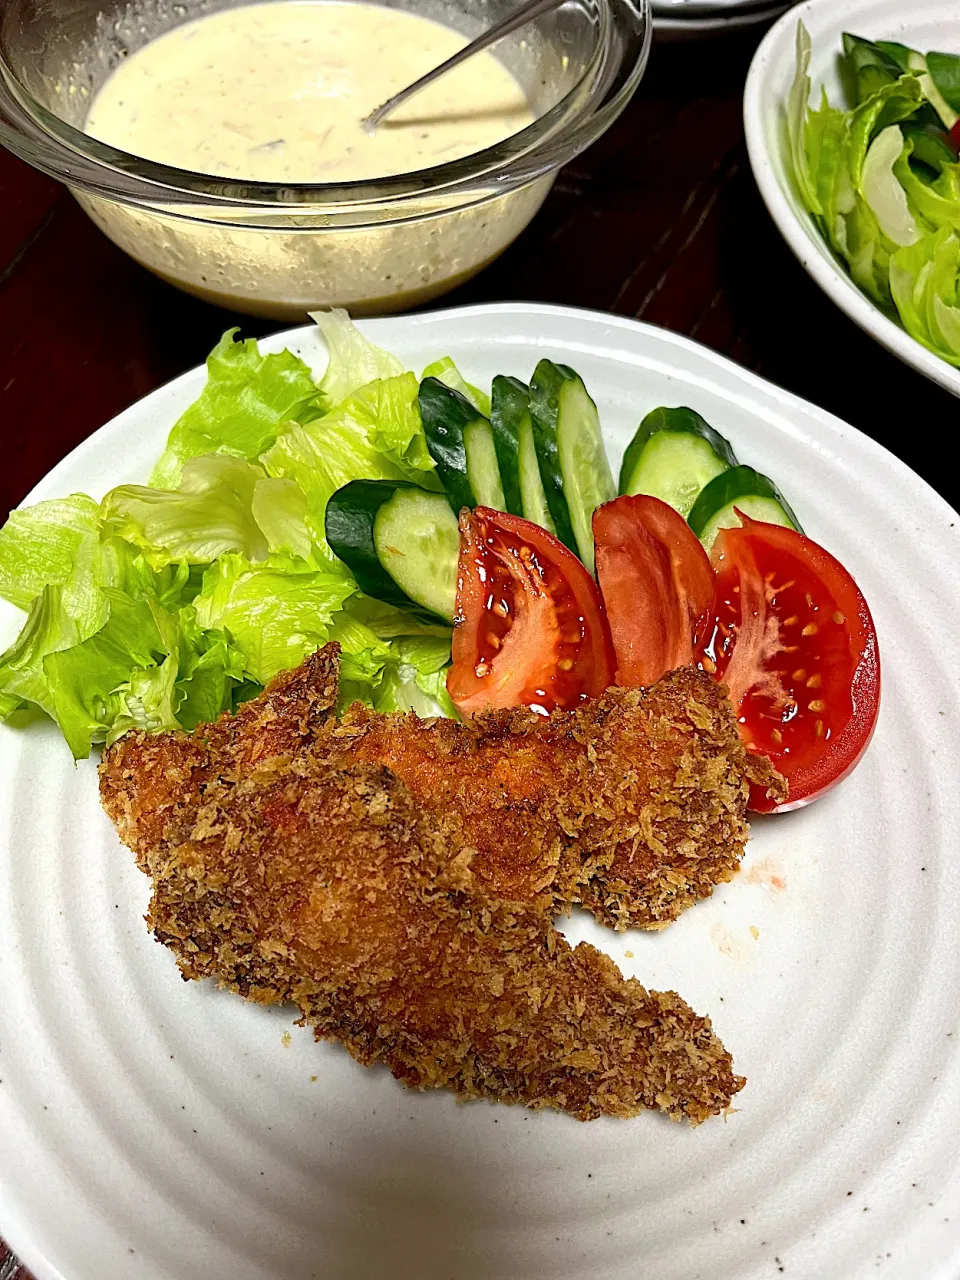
xmin=710 ymin=513 xmax=880 ymax=812
xmin=594 ymin=494 xmax=716 ymax=687
xmin=447 ymin=507 xmax=615 ymax=716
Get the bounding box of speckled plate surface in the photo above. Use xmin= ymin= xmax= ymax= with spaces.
xmin=1 ymin=303 xmax=959 ymax=1280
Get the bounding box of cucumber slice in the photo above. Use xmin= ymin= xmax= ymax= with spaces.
xmin=464 ymin=417 xmax=506 ymax=510
xmin=489 ymin=375 xmax=526 ymax=516
xmin=688 ymin=465 xmax=802 ymax=552
xmin=619 ymin=406 xmax=739 ymax=517
xmin=325 ymin=479 xmax=458 ymax=621
xmin=554 ymin=373 xmax=616 ymax=574
xmin=418 ymin=377 xmax=504 ymax=514
xmin=374 ymin=488 xmax=460 ymax=621
xmin=517 ymin=411 xmax=556 ymax=534
xmin=528 ymin=362 xmax=579 ymax=554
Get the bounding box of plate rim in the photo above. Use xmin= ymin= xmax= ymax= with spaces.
xmin=743 ymin=0 xmax=960 ymax=400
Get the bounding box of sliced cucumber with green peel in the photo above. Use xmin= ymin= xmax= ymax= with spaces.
xmin=529 ymin=361 xmax=614 ymax=567
xmin=688 ymin=465 xmax=802 ymax=552
xmin=489 ymin=375 xmax=526 ymax=516
xmin=374 ymin=487 xmax=460 ymax=620
xmin=518 ymin=409 xmax=556 ymax=534
xmin=619 ymin=406 xmax=739 ymax=517
xmin=418 ymin=377 xmax=504 ymax=514
xmin=325 ymin=479 xmax=459 ymax=621
xmin=528 ymin=362 xmax=580 ymax=555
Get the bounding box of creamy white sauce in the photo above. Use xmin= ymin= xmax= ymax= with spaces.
xmin=85 ymin=1 xmax=533 ymax=182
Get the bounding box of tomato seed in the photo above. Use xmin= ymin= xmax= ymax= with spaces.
xmin=771 ymin=728 xmax=783 ymax=745
xmin=805 ymin=593 xmax=814 ymax=608
xmin=801 ymin=623 xmax=819 ymax=636
xmin=519 ymin=545 xmax=533 ymax=561
xmin=792 ymin=668 xmax=807 ymax=682
xmin=806 ymin=673 xmax=821 ymax=689
xmin=564 ymin=630 xmax=581 ymax=645
xmin=833 ymin=611 xmax=845 ymax=625
xmin=815 ymin=719 xmax=825 ymax=737
xmin=701 ymin=655 xmax=716 ymax=674
xmin=783 ymin=615 xmax=800 ymax=627
xmin=492 ymin=601 xmax=508 ymax=618
xmin=475 ymin=662 xmax=489 ymax=678
xmin=486 ymin=633 xmax=501 ymax=651
xmin=808 ymin=698 xmax=826 ymax=712
xmin=558 ymin=657 xmax=574 ymax=672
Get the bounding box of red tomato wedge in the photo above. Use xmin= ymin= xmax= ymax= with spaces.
xmin=446 ymin=507 xmax=615 ymax=716
xmin=710 ymin=513 xmax=880 ymax=813
xmin=593 ymin=494 xmax=716 ymax=687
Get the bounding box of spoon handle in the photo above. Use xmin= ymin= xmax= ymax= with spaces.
xmin=364 ymin=0 xmax=566 ymax=131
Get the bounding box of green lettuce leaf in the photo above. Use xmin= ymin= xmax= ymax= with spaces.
xmin=102 ymin=456 xmax=313 ymax=568
xmin=342 ymin=592 xmax=452 ymax=640
xmin=312 ymin=309 xmax=405 ymax=407
xmin=889 ymin=225 xmax=960 ymax=363
xmin=151 ymin=331 xmax=325 ymax=487
xmin=789 ymin=23 xmax=823 ymax=213
xmin=194 ymin=553 xmax=354 ymax=684
xmin=43 ymin=589 xmax=168 ymax=758
xmin=806 ymin=89 xmax=851 ymax=250
xmin=328 ymin=613 xmax=393 ymax=710
xmin=421 ymin=357 xmax=492 ymax=418
xmin=0 ymin=494 xmax=108 ymax=637
xmin=373 ymin=636 xmax=457 ymax=719
xmin=861 ymin=126 xmax=920 ymax=246
xmin=0 ymin=585 xmax=82 ymax=721
xmin=895 ymin=142 xmax=960 ymax=232
xmin=261 ymin=372 xmax=438 ymax=569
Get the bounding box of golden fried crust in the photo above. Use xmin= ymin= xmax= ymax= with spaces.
xmin=570 ymin=669 xmax=786 ymax=930
xmin=325 ymin=665 xmax=785 ymax=929
xmin=101 ymin=645 xmax=784 ymax=930
xmin=100 ymin=647 xmax=341 ymax=868
xmin=129 ymin=753 xmax=744 ymax=1122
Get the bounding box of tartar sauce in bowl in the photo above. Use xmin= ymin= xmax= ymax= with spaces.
xmin=85 ymin=2 xmax=533 ymax=183
xmin=75 ymin=0 xmax=545 ymax=317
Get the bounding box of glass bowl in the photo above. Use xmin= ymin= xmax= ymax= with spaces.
xmin=0 ymin=0 xmax=651 ymax=318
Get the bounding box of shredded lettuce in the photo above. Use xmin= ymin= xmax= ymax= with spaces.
xmin=150 ymin=330 xmax=325 ymax=487
xmin=312 ymin=308 xmax=405 ymax=406
xmin=373 ymin=636 xmax=459 ymax=719
xmin=0 ymin=320 xmax=462 ymax=757
xmin=194 ymin=554 xmax=355 ymax=685
xmin=0 ymin=494 xmax=107 ymax=629
xmin=789 ymin=22 xmax=960 ymax=361
xmin=102 ymin=456 xmax=313 ymax=568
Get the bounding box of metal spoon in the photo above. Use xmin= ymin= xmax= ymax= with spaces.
xmin=363 ymin=0 xmax=565 ymax=132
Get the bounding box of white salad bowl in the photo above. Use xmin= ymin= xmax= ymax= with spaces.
xmin=744 ymin=0 xmax=960 ymax=399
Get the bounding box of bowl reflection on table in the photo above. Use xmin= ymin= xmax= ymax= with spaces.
xmin=0 ymin=0 xmax=651 ymax=318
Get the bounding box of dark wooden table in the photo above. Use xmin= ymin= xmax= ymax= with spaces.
xmin=0 ymin=25 xmax=956 ymax=1280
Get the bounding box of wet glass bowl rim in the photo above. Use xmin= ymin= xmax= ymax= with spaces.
xmin=0 ymin=0 xmax=652 ymax=215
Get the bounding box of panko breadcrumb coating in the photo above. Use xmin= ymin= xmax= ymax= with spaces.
xmin=101 ymin=716 xmax=743 ymax=1122
xmin=328 ymin=661 xmax=783 ymax=928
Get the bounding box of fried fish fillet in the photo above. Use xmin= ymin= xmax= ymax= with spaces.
xmin=101 ymin=726 xmax=744 ymax=1121
xmin=328 ymin=662 xmax=782 ymax=929
xmin=102 ymin=645 xmax=781 ymax=932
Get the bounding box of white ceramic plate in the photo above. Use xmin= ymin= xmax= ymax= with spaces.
xmin=744 ymin=0 xmax=960 ymax=398
xmin=2 ymin=302 xmax=959 ymax=1280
